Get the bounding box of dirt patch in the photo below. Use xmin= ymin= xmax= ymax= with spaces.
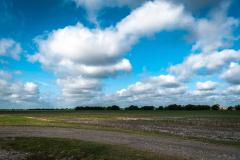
xmin=116 ymin=117 xmax=153 ymax=121
xmin=25 ymin=116 xmax=54 ymax=122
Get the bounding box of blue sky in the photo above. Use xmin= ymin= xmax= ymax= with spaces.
xmin=0 ymin=0 xmax=240 ymax=108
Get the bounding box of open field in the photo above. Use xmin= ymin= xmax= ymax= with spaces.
xmin=0 ymin=110 xmax=239 ymax=145
xmin=0 ymin=110 xmax=240 ymax=160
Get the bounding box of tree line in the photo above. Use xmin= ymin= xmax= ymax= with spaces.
xmin=75 ymin=104 xmax=240 ymax=111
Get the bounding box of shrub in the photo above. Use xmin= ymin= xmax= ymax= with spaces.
xmin=211 ymin=104 xmax=220 ymax=110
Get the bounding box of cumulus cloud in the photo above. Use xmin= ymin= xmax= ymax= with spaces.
xmin=108 ymin=74 xmax=186 ymax=105
xmin=116 ymin=1 xmax=193 ymax=36
xmin=0 ymin=71 xmax=41 ymax=107
xmin=221 ymin=63 xmax=240 ymax=85
xmin=0 ymin=38 xmax=22 ymax=60
xmin=31 ymin=0 xmax=193 ymax=105
xmin=118 ymin=1 xmax=240 ymax=106
xmin=191 ymin=2 xmax=238 ymax=53
xmin=196 ymin=81 xmax=218 ymax=91
xmin=166 ymin=1 xmax=239 ymax=81
xmin=169 ymin=49 xmax=240 ymax=80
xmin=226 ymin=85 xmax=240 ymax=95
xmin=29 ymin=0 xmax=239 ymax=106
xmin=56 ymin=76 xmax=102 ymax=103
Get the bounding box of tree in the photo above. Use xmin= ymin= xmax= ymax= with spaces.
xmin=235 ymin=105 xmax=240 ymax=111
xmin=107 ymin=105 xmax=120 ymax=110
xmin=166 ymin=104 xmax=182 ymax=110
xmin=184 ymin=104 xmax=210 ymax=110
xmin=75 ymin=106 xmax=106 ymax=110
xmin=140 ymin=106 xmax=155 ymax=110
xmin=184 ymin=104 xmax=195 ymax=110
xmin=211 ymin=104 xmax=220 ymax=110
xmin=157 ymin=106 xmax=164 ymax=110
xmin=125 ymin=105 xmax=139 ymax=110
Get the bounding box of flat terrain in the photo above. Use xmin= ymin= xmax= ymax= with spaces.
xmin=0 ymin=136 xmax=177 ymax=160
xmin=0 ymin=126 xmax=240 ymax=160
xmin=0 ymin=110 xmax=239 ymax=159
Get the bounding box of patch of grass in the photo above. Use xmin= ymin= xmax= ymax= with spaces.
xmin=0 ymin=137 xmax=181 ymax=160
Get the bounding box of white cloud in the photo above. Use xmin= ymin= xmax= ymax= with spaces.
xmin=56 ymin=76 xmax=103 ymax=105
xmin=221 ymin=62 xmax=240 ymax=84
xmin=24 ymin=82 xmax=38 ymax=94
xmin=149 ymin=75 xmax=182 ymax=88
xmin=196 ymin=81 xmax=218 ymax=91
xmin=26 ymin=0 xmax=240 ymax=106
xmin=191 ymin=2 xmax=238 ymax=53
xmin=0 ymin=71 xmax=41 ymax=107
xmin=190 ymin=90 xmax=218 ymax=97
xmin=169 ymin=49 xmax=240 ymax=80
xmin=32 ymin=0 xmax=192 ymax=104
xmin=167 ymin=2 xmax=239 ymax=83
xmin=0 ymin=38 xmax=22 ymax=60
xmin=226 ymin=85 xmax=240 ymax=95
xmin=116 ymin=0 xmax=193 ymax=36
xmin=109 ymin=74 xmax=186 ymax=105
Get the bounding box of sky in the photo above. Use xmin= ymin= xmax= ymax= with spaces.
xmin=0 ymin=0 xmax=240 ymax=108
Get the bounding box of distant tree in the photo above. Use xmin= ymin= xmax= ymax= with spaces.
xmin=125 ymin=105 xmax=139 ymax=110
xmin=75 ymin=106 xmax=105 ymax=110
xmin=140 ymin=106 xmax=155 ymax=110
xmin=184 ymin=104 xmax=210 ymax=110
xmin=211 ymin=104 xmax=220 ymax=111
xmin=184 ymin=104 xmax=195 ymax=110
xmin=235 ymin=105 xmax=240 ymax=111
xmin=227 ymin=106 xmax=234 ymax=110
xmin=200 ymin=105 xmax=211 ymax=110
xmin=107 ymin=105 xmax=120 ymax=110
xmin=157 ymin=106 xmax=164 ymax=110
xmin=75 ymin=106 xmax=83 ymax=110
xmin=166 ymin=104 xmax=182 ymax=110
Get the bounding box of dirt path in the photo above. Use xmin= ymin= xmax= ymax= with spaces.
xmin=0 ymin=126 xmax=239 ymax=160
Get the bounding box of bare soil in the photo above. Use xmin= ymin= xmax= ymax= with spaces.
xmin=63 ymin=118 xmax=240 ymax=142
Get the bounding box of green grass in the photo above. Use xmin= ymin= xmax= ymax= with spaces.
xmin=0 ymin=110 xmax=239 ymax=147
xmin=0 ymin=137 xmax=181 ymax=160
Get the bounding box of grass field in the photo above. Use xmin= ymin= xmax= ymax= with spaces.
xmin=0 ymin=137 xmax=179 ymax=160
xmin=0 ymin=110 xmax=239 ymax=147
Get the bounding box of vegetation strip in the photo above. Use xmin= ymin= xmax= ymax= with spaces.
xmin=0 ymin=137 xmax=180 ymax=160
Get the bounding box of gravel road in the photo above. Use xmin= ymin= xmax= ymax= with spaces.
xmin=0 ymin=126 xmax=239 ymax=160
